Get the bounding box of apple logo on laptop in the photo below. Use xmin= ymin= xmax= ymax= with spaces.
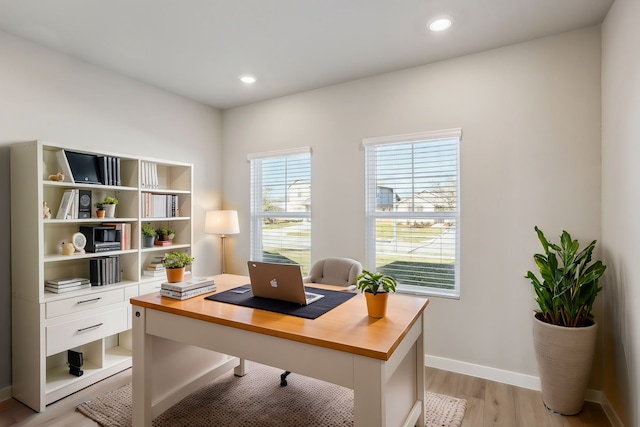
xmin=270 ymin=279 xmax=278 ymax=288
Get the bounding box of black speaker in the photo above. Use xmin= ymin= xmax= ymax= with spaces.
xmin=78 ymin=190 xmax=92 ymax=219
xmin=68 ymin=350 xmax=83 ymax=377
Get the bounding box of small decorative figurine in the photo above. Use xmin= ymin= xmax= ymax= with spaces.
xmin=48 ymin=172 xmax=65 ymax=182
xmin=61 ymin=242 xmax=75 ymax=256
xmin=43 ymin=202 xmax=52 ymax=219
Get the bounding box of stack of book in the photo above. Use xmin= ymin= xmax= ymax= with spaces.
xmin=143 ymin=256 xmax=166 ymax=278
xmin=160 ymin=276 xmax=216 ymax=300
xmin=46 ymin=278 xmax=91 ymax=293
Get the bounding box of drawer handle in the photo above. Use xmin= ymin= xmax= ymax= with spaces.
xmin=77 ymin=297 xmax=102 ymax=304
xmin=77 ymin=323 xmax=103 ymax=332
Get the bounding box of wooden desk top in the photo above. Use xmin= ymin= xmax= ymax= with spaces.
xmin=130 ymin=274 xmax=429 ymax=360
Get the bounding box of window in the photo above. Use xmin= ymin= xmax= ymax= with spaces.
xmin=363 ymin=129 xmax=461 ymax=297
xmin=248 ymin=147 xmax=312 ymax=273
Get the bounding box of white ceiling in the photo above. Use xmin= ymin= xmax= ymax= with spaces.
xmin=0 ymin=0 xmax=613 ymax=110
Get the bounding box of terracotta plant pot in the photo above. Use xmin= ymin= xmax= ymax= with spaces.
xmin=533 ymin=313 xmax=598 ymax=415
xmin=96 ymin=209 xmax=105 ymax=218
xmin=364 ymin=291 xmax=389 ymax=318
xmin=165 ymin=267 xmax=185 ymax=283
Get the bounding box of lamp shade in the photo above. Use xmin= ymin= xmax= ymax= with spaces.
xmin=205 ymin=210 xmax=240 ymax=235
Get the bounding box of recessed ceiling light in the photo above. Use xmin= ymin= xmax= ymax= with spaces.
xmin=240 ymin=74 xmax=257 ymax=84
xmin=428 ymin=16 xmax=453 ymax=32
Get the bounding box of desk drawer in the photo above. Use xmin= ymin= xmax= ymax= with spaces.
xmin=46 ymin=289 xmax=125 ymax=319
xmin=46 ymin=305 xmax=127 ymax=356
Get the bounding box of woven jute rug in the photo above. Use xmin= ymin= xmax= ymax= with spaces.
xmin=78 ymin=363 xmax=466 ymax=427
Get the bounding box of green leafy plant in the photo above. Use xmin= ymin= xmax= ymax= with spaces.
xmin=102 ymin=196 xmax=118 ymax=205
xmin=162 ymin=251 xmax=194 ymax=269
xmin=355 ymin=270 xmax=397 ymax=296
xmin=525 ymin=226 xmax=606 ymax=327
xmin=156 ymin=227 xmax=176 ymax=240
xmin=94 ymin=202 xmax=104 ymax=210
xmin=141 ymin=223 xmax=156 ymax=238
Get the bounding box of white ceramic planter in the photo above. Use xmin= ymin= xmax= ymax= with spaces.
xmin=532 ymin=313 xmax=597 ymax=415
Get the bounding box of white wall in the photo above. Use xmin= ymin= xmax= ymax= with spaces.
xmin=222 ymin=27 xmax=602 ymax=384
xmin=602 ymin=0 xmax=640 ymax=425
xmin=0 ymin=30 xmax=224 ymax=392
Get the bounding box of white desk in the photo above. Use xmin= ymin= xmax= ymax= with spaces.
xmin=130 ymin=274 xmax=429 ymax=427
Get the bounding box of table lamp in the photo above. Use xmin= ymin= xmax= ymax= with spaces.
xmin=205 ymin=210 xmax=240 ymax=274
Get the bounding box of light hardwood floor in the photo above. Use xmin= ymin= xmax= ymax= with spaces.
xmin=0 ymin=367 xmax=613 ymax=427
xmin=426 ymin=367 xmax=612 ymax=427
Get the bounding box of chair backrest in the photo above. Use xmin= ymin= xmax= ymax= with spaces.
xmin=306 ymin=257 xmax=363 ymax=287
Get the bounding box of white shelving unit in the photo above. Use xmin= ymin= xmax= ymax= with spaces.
xmin=10 ymin=140 xmax=193 ymax=412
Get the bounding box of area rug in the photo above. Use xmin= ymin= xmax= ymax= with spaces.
xmin=78 ymin=364 xmax=466 ymax=427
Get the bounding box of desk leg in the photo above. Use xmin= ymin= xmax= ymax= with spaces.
xmin=132 ymin=307 xmax=152 ymax=427
xmin=353 ymin=357 xmax=384 ymax=427
xmin=234 ymin=358 xmax=247 ymax=377
xmin=415 ymin=319 xmax=425 ymax=427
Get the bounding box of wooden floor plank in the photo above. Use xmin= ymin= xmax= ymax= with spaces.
xmin=0 ymin=366 xmax=613 ymax=427
xmin=483 ymin=379 xmax=517 ymax=427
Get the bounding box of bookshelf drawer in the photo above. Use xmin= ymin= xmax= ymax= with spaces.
xmin=46 ymin=289 xmax=125 ymax=319
xmin=46 ymin=306 xmax=128 ymax=356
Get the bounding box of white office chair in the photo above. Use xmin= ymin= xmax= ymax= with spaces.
xmin=280 ymin=257 xmax=363 ymax=386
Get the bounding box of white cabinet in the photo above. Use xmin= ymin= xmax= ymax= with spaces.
xmin=10 ymin=141 xmax=193 ymax=412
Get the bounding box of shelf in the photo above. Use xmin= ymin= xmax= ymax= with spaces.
xmin=44 ymin=249 xmax=138 ymax=263
xmin=44 ymin=217 xmax=138 ymax=225
xmin=43 ymin=281 xmax=137 ymax=303
xmin=42 ymin=181 xmax=138 ymax=192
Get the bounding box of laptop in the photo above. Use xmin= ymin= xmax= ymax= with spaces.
xmin=247 ymin=261 xmax=324 ymax=305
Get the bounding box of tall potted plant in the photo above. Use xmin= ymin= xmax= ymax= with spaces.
xmin=355 ymin=270 xmax=397 ymax=318
xmin=524 ymin=226 xmax=606 ymax=415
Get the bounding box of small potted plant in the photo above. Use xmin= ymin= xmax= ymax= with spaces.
xmin=156 ymin=227 xmax=176 ymax=243
xmin=141 ymin=223 xmax=156 ymax=248
xmin=355 ymin=270 xmax=397 ymax=318
xmin=101 ymin=196 xmax=118 ymax=218
xmin=162 ymin=251 xmax=195 ymax=283
xmin=94 ymin=202 xmax=105 ymax=218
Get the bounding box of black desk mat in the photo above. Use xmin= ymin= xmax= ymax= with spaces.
xmin=205 ymin=285 xmax=356 ymax=319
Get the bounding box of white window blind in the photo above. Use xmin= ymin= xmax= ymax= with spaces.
xmin=363 ymin=129 xmax=461 ymax=297
xmin=249 ymin=148 xmax=312 ymax=273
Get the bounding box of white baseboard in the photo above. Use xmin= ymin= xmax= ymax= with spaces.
xmin=0 ymin=385 xmax=12 ymax=403
xmin=425 ymin=354 xmax=541 ymax=390
xmin=587 ymin=390 xmax=626 ymax=427
xmin=424 ymin=355 xmax=625 ymax=427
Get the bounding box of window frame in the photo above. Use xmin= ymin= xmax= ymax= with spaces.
xmin=363 ymin=129 xmax=461 ymax=298
xmin=248 ymin=147 xmax=312 ymax=273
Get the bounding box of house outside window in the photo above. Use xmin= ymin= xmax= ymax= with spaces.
xmin=248 ymin=147 xmax=312 ymax=273
xmin=363 ymin=129 xmax=461 ymax=297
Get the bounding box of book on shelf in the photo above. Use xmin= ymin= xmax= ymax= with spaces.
xmin=102 ymin=222 xmax=131 ymax=250
xmin=45 ymin=283 xmax=91 ymax=293
xmin=154 ymin=240 xmax=172 ymax=246
xmin=143 ymin=269 xmax=166 ymax=277
xmin=146 ymin=263 xmax=165 ymax=270
xmin=159 ymin=283 xmax=217 ymax=300
xmin=56 ymin=189 xmax=74 ymax=219
xmin=55 ymin=149 xmax=75 ymax=183
xmin=96 ymin=155 xmax=122 ymax=186
xmin=161 ymin=276 xmax=215 ymax=292
xmin=46 ymin=279 xmax=90 ymax=289
xmin=47 ymin=277 xmax=90 ymax=286
xmin=89 ymin=255 xmax=121 ymax=286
